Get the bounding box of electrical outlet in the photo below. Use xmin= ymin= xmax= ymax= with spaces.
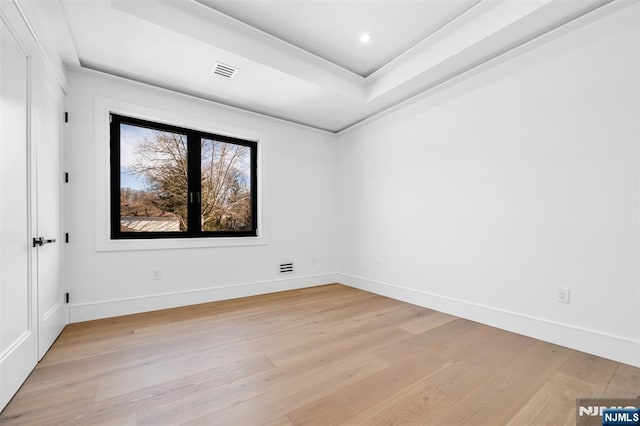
xmin=557 ymin=287 xmax=570 ymax=304
xmin=312 ymin=257 xmax=317 ymax=266
xmin=375 ymin=261 xmax=381 ymax=270
xmin=152 ymin=270 xmax=161 ymax=280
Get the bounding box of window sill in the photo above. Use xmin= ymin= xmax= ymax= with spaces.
xmin=96 ymin=235 xmax=268 ymax=252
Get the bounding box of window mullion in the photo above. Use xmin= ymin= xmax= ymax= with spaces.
xmin=187 ymin=132 xmax=202 ymax=236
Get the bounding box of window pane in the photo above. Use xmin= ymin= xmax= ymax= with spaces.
xmin=201 ymin=138 xmax=252 ymax=232
xmin=119 ymin=123 xmax=188 ymax=233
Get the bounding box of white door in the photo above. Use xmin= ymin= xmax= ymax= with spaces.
xmin=32 ymin=55 xmax=66 ymax=359
xmin=0 ymin=14 xmax=38 ymax=409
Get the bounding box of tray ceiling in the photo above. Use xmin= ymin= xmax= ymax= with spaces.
xmin=54 ymin=0 xmax=618 ymax=132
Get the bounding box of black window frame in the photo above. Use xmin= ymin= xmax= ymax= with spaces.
xmin=110 ymin=113 xmax=258 ymax=240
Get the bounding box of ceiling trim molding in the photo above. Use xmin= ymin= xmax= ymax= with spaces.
xmin=365 ymin=0 xmax=485 ymax=81
xmin=71 ymin=65 xmax=338 ymax=136
xmin=192 ymin=0 xmax=364 ymax=80
xmin=111 ymin=0 xmax=366 ymax=100
xmin=337 ymin=0 xmax=626 ymax=136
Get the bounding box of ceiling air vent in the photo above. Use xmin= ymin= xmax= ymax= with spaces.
xmin=213 ymin=62 xmax=238 ymax=79
xmin=279 ymin=262 xmax=294 ymax=274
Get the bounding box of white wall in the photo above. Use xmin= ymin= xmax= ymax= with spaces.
xmin=65 ymin=69 xmax=338 ymax=322
xmin=337 ymin=3 xmax=640 ymax=367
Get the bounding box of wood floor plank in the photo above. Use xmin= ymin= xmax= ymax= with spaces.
xmin=137 ymin=353 xmax=390 ymax=425
xmin=426 ymin=341 xmax=575 ymax=425
xmin=559 ymin=351 xmax=619 ymax=388
xmin=265 ymin=305 xmax=423 ymax=366
xmin=398 ymin=311 xmax=458 ymax=335
xmin=604 ymin=363 xmax=640 ymax=397
xmin=0 ymin=382 xmax=97 ymax=425
xmin=374 ymin=318 xmax=477 ymax=363
xmin=184 ymin=354 xmax=391 ymax=425
xmin=286 ymin=351 xmax=451 ymax=426
xmin=94 ymin=414 xmax=138 ymax=426
xmin=262 ymin=417 xmax=294 ymax=426
xmin=507 ymin=372 xmax=604 ymax=426
xmin=347 ymin=326 xmax=537 ymax=425
xmin=1 ymin=284 xmax=639 ymax=426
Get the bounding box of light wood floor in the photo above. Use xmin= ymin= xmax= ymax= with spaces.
xmin=1 ymin=284 xmax=638 ymax=425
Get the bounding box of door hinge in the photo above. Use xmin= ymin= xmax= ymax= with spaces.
xmin=64 ymin=112 xmax=69 ymax=123
xmin=65 ymin=233 xmax=69 ymax=243
xmin=65 ymin=293 xmax=69 ymax=304
xmin=64 ymin=172 xmax=69 ymax=183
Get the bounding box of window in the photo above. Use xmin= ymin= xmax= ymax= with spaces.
xmin=110 ymin=114 xmax=257 ymax=239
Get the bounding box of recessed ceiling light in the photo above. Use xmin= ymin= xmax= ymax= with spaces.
xmin=360 ymin=33 xmax=371 ymax=43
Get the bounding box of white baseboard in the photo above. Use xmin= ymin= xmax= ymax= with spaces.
xmin=69 ymin=273 xmax=339 ymax=323
xmin=337 ymin=273 xmax=640 ymax=368
xmin=67 ymin=271 xmax=639 ymax=368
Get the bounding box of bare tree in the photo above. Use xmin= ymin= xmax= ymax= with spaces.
xmin=201 ymin=140 xmax=251 ymax=231
xmin=125 ymin=132 xmax=251 ymax=232
xmin=128 ymin=131 xmax=189 ymax=229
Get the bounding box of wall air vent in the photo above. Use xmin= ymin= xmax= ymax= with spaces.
xmin=213 ymin=62 xmax=238 ymax=79
xmin=279 ymin=262 xmax=294 ymax=274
